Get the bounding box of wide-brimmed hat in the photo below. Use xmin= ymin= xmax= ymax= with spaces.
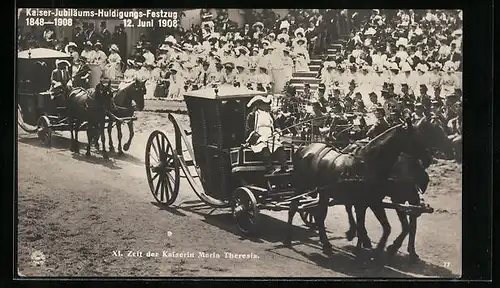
xmin=109 ymin=44 xmax=119 ymax=53
xmin=364 ymin=27 xmax=376 ymax=36
xmin=238 ymin=46 xmax=250 ymax=55
xmin=396 ymin=37 xmax=408 ymax=48
xmin=442 ymin=60 xmax=456 ymax=72
xmin=159 ymin=43 xmax=170 ymax=51
xmin=294 ymin=27 xmax=305 ymax=38
xmin=252 ymin=22 xmax=264 ymax=29
xmin=416 ymin=63 xmax=428 ymax=73
xmin=183 ymin=43 xmax=194 ymax=52
xmin=389 ymin=62 xmax=400 ymax=71
xmin=247 ymin=95 xmax=272 ymax=108
xmin=295 ymin=38 xmax=306 ymax=45
xmin=64 ymin=42 xmax=78 ymax=54
xmin=94 ymin=41 xmax=103 ymax=48
xmin=277 ymin=33 xmax=289 ymax=42
xmin=279 ymin=20 xmax=290 ymax=31
xmin=170 ymin=62 xmax=181 ymax=72
xmin=55 ymin=59 xmax=70 ymax=66
xmin=224 ymin=61 xmax=235 ymax=69
xmin=431 ymin=62 xmax=443 ymax=71
xmin=164 ymin=35 xmax=177 ymax=45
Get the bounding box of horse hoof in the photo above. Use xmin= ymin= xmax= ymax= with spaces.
xmin=345 ymin=230 xmax=356 ymax=241
xmin=409 ymin=253 xmax=421 ymax=264
xmin=123 ymin=143 xmax=130 ymax=151
xmin=322 ymin=245 xmax=333 ymax=256
xmin=103 ymin=155 xmax=109 ymax=160
xmin=386 ymin=245 xmax=398 ymax=257
xmin=109 ymin=147 xmax=115 ymax=152
xmin=362 ymin=241 xmax=373 ymax=249
xmin=85 ymin=152 xmax=90 ymax=157
xmin=118 ymin=150 xmax=124 ymax=156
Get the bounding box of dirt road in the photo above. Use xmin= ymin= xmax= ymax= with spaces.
xmin=17 ymin=111 xmax=462 ymax=278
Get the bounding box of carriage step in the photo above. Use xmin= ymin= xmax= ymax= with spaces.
xmin=381 ymin=200 xmax=434 ymax=214
xmin=264 ymin=172 xmax=293 ymax=178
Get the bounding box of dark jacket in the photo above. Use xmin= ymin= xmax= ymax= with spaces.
xmin=366 ymin=118 xmax=390 ymax=138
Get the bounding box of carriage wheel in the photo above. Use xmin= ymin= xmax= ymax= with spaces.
xmin=17 ymin=104 xmax=38 ymax=133
xmin=145 ymin=130 xmax=180 ymax=206
xmin=37 ymin=116 xmax=52 ymax=147
xmin=232 ymin=187 xmax=259 ymax=235
xmin=299 ymin=209 xmax=318 ymax=229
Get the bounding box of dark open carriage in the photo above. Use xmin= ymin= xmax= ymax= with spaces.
xmin=144 ymin=85 xmax=434 ymax=235
xmin=17 ymin=48 xmax=136 ymax=146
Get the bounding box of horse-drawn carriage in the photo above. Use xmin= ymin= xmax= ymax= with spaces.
xmin=17 ymin=48 xmax=139 ymax=151
xmin=145 ymin=85 xmax=435 ymax=244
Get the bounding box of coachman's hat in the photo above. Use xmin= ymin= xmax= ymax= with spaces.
xmin=247 ymin=95 xmax=272 ymax=108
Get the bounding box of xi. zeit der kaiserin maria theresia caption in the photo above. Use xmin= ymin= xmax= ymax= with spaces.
xmin=112 ymin=250 xmax=260 ymax=259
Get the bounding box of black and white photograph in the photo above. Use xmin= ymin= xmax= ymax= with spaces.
xmin=17 ymin=8 xmax=462 ymax=278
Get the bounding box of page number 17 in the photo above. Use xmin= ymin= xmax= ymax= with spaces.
xmin=443 ymin=261 xmax=451 ymax=268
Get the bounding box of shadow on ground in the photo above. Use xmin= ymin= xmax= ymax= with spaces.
xmin=152 ymin=199 xmax=458 ymax=278
xmin=18 ymin=134 xmax=143 ymax=167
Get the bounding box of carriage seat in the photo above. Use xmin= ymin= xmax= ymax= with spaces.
xmin=229 ymin=146 xmax=294 ymax=174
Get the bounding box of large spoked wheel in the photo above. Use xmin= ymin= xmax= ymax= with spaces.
xmin=145 ymin=130 xmax=180 ymax=206
xmin=37 ymin=116 xmax=52 ymax=147
xmin=299 ymin=209 xmax=318 ymax=229
xmin=17 ymin=104 xmax=38 ymax=133
xmin=232 ymin=187 xmax=259 ymax=235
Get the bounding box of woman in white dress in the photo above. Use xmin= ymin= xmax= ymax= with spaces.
xmin=294 ymin=52 xmax=310 ymax=72
xmin=167 ymin=63 xmax=185 ymax=101
xmin=105 ymin=44 xmax=122 ymax=80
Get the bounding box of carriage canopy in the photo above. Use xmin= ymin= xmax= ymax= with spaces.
xmin=18 ymin=48 xmax=71 ymax=60
xmin=183 ymin=85 xmax=263 ymax=100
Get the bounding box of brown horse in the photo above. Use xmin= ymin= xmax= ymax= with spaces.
xmin=106 ymin=79 xmax=146 ymax=155
xmin=66 ymin=81 xmax=115 ymax=159
xmin=285 ymin=118 xmax=431 ymax=260
xmin=340 ymin=116 xmax=448 ymax=262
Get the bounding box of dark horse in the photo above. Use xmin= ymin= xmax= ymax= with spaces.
xmin=341 ymin=116 xmax=450 ymax=262
xmin=66 ymin=81 xmax=115 ymax=159
xmin=106 ymin=79 xmax=146 ymax=155
xmin=285 ymin=118 xmax=432 ymax=259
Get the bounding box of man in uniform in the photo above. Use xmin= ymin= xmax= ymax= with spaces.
xmin=50 ymin=59 xmax=72 ymax=110
xmin=399 ymin=82 xmax=416 ymax=102
xmin=443 ymin=93 xmax=460 ymax=121
xmin=367 ymin=91 xmax=381 ymax=113
xmin=299 ymin=83 xmax=313 ymax=100
xmin=417 ymin=83 xmax=432 ymax=112
xmin=344 ymin=79 xmax=357 ymax=99
xmin=99 ymin=21 xmax=112 ymax=53
xmin=196 ymin=60 xmax=212 ymax=89
xmin=71 ymin=56 xmax=91 ymax=89
xmin=412 ymin=102 xmax=427 ymax=123
xmin=366 ymin=106 xmax=390 ymax=139
xmin=381 ymin=83 xmax=397 ymax=116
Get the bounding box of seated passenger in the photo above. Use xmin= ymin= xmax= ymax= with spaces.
xmin=245 ymin=95 xmax=288 ymax=174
